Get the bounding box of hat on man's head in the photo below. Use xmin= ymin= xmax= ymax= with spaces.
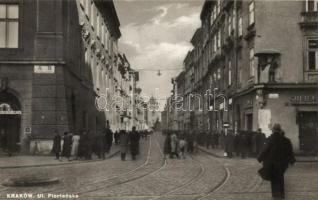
xmin=272 ymin=123 xmax=282 ymax=132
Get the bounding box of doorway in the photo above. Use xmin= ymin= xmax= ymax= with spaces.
xmin=0 ymin=115 xmax=21 ymax=152
xmin=298 ymin=112 xmax=318 ymax=155
xmin=0 ymin=91 xmax=22 ymax=153
xmin=246 ymin=113 xmax=253 ymax=131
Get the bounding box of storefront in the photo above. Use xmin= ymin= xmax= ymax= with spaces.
xmin=0 ymin=91 xmax=22 ymax=153
xmin=234 ymin=86 xmax=318 ymax=155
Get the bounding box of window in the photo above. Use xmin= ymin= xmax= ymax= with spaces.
xmin=217 ymin=30 xmax=221 ymax=48
xmin=249 ymin=48 xmax=255 ymax=77
xmin=308 ymin=39 xmax=318 ymax=70
xmin=101 ymin=23 xmax=104 ymax=45
xmin=85 ymin=0 xmax=90 ymax=17
xmin=217 ymin=68 xmax=221 ymax=80
xmin=0 ymin=4 xmax=19 ymax=48
xmin=232 ymin=9 xmax=236 ymax=30
xmin=96 ymin=13 xmax=100 ymax=38
xmin=249 ymin=1 xmax=255 ymax=25
xmin=228 ymin=60 xmax=232 ymax=85
xmin=306 ymin=0 xmax=318 ymax=12
xmin=228 ymin=13 xmax=232 ymax=36
xmin=213 ymin=35 xmax=217 ymax=52
xmin=213 ymin=6 xmax=217 ymax=21
xmin=217 ymin=0 xmax=221 ymax=14
xmin=90 ymin=2 xmax=95 ymax=28
xmin=210 ymin=8 xmax=214 ymax=26
xmin=105 ymin=29 xmax=109 ymax=50
xmin=238 ymin=16 xmax=243 ymax=36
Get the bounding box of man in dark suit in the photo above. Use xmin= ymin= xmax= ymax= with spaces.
xmin=129 ymin=126 xmax=140 ymax=160
xmin=104 ymin=121 xmax=113 ymax=154
xmin=258 ymin=124 xmax=295 ymax=200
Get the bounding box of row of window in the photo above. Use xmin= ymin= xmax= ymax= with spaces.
xmin=80 ymin=0 xmax=114 ymax=52
xmin=209 ymin=0 xmax=254 ymax=36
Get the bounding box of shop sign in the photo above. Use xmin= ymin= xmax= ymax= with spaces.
xmin=290 ymin=95 xmax=318 ymax=105
xmin=0 ymin=110 xmax=22 ymax=115
xmin=34 ymin=65 xmax=55 ymax=74
xmin=268 ymin=93 xmax=279 ymax=99
xmin=223 ymin=122 xmax=230 ymax=128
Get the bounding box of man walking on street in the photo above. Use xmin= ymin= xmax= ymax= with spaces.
xmin=52 ymin=129 xmax=61 ymax=160
xmin=119 ymin=130 xmax=129 ymax=161
xmin=130 ymin=126 xmax=140 ymax=160
xmin=105 ymin=121 xmax=113 ymax=154
xmin=258 ymin=124 xmax=295 ymax=200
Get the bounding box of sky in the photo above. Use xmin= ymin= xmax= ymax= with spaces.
xmin=114 ymin=0 xmax=204 ymax=110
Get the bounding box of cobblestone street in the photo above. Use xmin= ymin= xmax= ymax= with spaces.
xmin=0 ymin=133 xmax=317 ymax=200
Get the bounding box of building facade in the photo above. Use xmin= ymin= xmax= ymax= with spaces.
xmin=0 ymin=0 xmax=140 ymax=154
xmin=168 ymin=0 xmax=318 ymax=155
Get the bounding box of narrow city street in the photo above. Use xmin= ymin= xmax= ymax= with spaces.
xmin=0 ymin=133 xmax=318 ymax=200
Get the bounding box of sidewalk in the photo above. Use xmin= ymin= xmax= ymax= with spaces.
xmin=198 ymin=145 xmax=318 ymax=162
xmin=0 ymin=145 xmax=120 ymax=169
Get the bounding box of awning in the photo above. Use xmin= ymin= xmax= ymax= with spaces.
xmin=255 ymin=49 xmax=281 ymax=57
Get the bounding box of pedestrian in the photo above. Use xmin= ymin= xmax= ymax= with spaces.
xmin=179 ymin=135 xmax=187 ymax=159
xmin=62 ymin=132 xmax=72 ymax=161
xmin=163 ymin=132 xmax=171 ymax=159
xmin=258 ymin=124 xmax=295 ymax=200
xmin=238 ymin=131 xmax=249 ymax=158
xmin=255 ymin=128 xmax=266 ymax=156
xmin=114 ymin=131 xmax=120 ymax=145
xmin=225 ymin=130 xmax=234 ymax=158
xmin=105 ymin=121 xmax=113 ymax=154
xmin=119 ymin=130 xmax=129 ymax=161
xmin=96 ymin=130 xmax=105 ymax=159
xmin=71 ymin=133 xmax=80 ymax=160
xmin=52 ymin=129 xmax=61 ymax=160
xmin=234 ymin=133 xmax=240 ymax=157
xmin=186 ymin=131 xmax=194 ymax=153
xmin=79 ymin=130 xmax=90 ymax=160
xmin=206 ymin=133 xmax=212 ymax=149
xmin=129 ymin=126 xmax=140 ymax=160
xmin=170 ymin=132 xmax=179 ymax=158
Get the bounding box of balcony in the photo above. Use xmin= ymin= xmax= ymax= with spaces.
xmin=299 ymin=12 xmax=318 ymax=29
xmin=305 ymin=71 xmax=318 ymax=83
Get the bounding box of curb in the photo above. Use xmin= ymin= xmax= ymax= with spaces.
xmin=0 ymin=150 xmax=120 ymax=169
xmin=199 ymin=146 xmax=318 ymax=163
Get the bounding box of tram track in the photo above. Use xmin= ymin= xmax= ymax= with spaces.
xmin=0 ymin=135 xmax=165 ymax=195
xmin=75 ymin=134 xmax=168 ymax=196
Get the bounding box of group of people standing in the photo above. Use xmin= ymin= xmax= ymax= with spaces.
xmin=52 ymin=122 xmax=113 ymax=161
xmin=118 ymin=126 xmax=141 ymax=161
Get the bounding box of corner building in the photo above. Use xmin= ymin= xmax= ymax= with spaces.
xmin=0 ymin=0 xmax=122 ymax=153
xmin=174 ymin=0 xmax=318 ymax=155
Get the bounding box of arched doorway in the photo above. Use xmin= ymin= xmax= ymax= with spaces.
xmin=0 ymin=91 xmax=21 ymax=153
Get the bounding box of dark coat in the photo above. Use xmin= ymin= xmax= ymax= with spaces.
xmin=163 ymin=134 xmax=171 ymax=155
xmin=258 ymin=132 xmax=295 ymax=180
xmin=129 ymin=131 xmax=140 ymax=156
xmin=62 ymin=135 xmax=72 ymax=157
xmin=238 ymin=133 xmax=249 ymax=154
xmin=52 ymin=135 xmax=61 ymax=153
xmin=120 ymin=131 xmax=129 ymax=153
xmin=105 ymin=128 xmax=113 ymax=151
xmin=225 ymin=134 xmax=235 ymax=153
xmin=79 ymin=133 xmax=90 ymax=158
